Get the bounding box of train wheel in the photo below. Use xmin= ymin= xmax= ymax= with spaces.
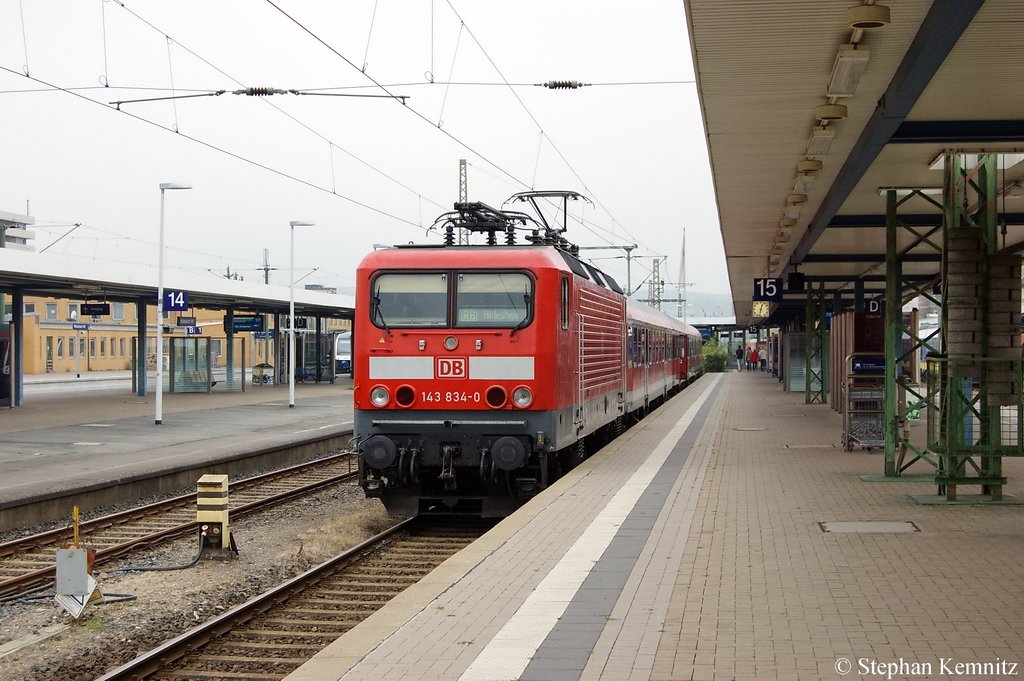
xmin=568 ymin=439 xmax=587 ymax=469
xmin=612 ymin=416 xmax=625 ymax=439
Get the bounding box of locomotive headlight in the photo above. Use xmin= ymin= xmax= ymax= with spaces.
xmin=370 ymin=385 xmax=390 ymax=407
xmin=512 ymin=386 xmax=533 ymax=408
xmin=444 ymin=336 xmax=459 ymax=350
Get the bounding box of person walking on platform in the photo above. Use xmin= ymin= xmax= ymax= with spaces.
xmin=735 ymin=345 xmax=744 ymax=371
xmin=747 ymin=347 xmax=758 ymax=371
xmin=758 ymin=347 xmax=767 ymax=372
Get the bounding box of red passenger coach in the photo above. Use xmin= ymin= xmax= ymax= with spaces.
xmin=353 ymin=192 xmax=703 ymax=516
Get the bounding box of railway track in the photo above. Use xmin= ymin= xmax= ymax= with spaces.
xmin=97 ymin=516 xmax=494 ymax=681
xmin=0 ymin=452 xmax=359 ymax=599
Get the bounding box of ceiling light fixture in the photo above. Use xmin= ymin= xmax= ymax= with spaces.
xmin=794 ymin=172 xmax=816 ymax=193
xmin=847 ymin=3 xmax=891 ymax=29
xmin=787 ymin=193 xmax=808 ymax=205
xmin=784 ymin=206 xmax=802 ymax=220
xmin=827 ymin=44 xmax=871 ymax=97
xmin=816 ymin=104 xmax=849 ymax=121
xmin=806 ymin=126 xmax=835 ymax=156
xmin=779 ymin=218 xmax=797 ymax=230
xmin=798 ymin=160 xmax=823 ymax=173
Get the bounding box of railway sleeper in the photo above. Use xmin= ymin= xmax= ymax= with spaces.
xmin=203 ymin=640 xmax=324 ymax=652
xmin=344 ymin=562 xmax=436 ymax=571
xmin=305 ymin=591 xmax=397 ymax=601
xmin=393 ymin=537 xmax=478 ymax=546
xmin=315 ymin=583 xmax=409 ymax=594
xmin=284 ymin=602 xmax=382 ymax=614
xmin=198 ymin=654 xmax=309 ymax=666
xmin=259 ymin=617 xmax=358 ymax=630
xmin=228 ymin=629 xmax=342 ymax=641
xmin=276 ymin=606 xmax=375 ymax=618
xmin=167 ymin=670 xmax=290 ymax=680
xmin=359 ymin=548 xmax=452 ymax=557
xmin=331 ymin=569 xmax=424 ymax=579
xmin=327 ymin=580 xmax=420 ymax=590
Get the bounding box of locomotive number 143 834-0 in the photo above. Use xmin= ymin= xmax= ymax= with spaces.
xmin=422 ymin=391 xmax=482 ymax=404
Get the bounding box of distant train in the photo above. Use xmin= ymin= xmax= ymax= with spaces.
xmin=334 ymin=330 xmax=352 ymax=375
xmin=353 ymin=191 xmax=703 ymax=517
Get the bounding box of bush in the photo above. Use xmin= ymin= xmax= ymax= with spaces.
xmin=702 ymin=341 xmax=728 ymax=373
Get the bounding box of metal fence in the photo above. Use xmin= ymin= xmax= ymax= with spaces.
xmin=926 ymin=357 xmax=1024 ymax=457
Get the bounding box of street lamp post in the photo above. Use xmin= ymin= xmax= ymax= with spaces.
xmin=155 ymin=182 xmax=192 ymax=425
xmin=288 ymin=221 xmax=314 ymax=408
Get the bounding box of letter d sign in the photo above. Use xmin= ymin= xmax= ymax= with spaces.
xmin=437 ymin=357 xmax=467 ymax=379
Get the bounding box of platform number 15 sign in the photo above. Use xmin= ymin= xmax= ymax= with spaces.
xmin=753 ymin=278 xmax=783 ymax=302
xmin=164 ymin=290 xmax=189 ymax=311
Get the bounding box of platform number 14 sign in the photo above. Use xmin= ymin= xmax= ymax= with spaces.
xmin=164 ymin=291 xmax=189 ymax=311
xmin=753 ymin=278 xmax=783 ymax=302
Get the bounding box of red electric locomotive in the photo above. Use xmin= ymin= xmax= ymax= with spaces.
xmin=353 ymin=191 xmax=703 ymax=516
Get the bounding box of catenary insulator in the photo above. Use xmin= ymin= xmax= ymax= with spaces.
xmin=540 ymin=80 xmax=586 ymax=89
xmin=234 ymin=87 xmax=288 ymax=96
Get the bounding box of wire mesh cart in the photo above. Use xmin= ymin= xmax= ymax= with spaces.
xmin=842 ymin=353 xmax=885 ymax=452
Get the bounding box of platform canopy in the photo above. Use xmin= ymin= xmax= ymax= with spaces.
xmin=684 ymin=0 xmax=1024 ymax=325
xmin=0 ymin=247 xmax=354 ymax=319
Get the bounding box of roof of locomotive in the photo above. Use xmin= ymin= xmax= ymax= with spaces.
xmin=358 ymin=243 xmax=568 ymax=269
xmin=357 ymin=243 xmax=624 ymax=294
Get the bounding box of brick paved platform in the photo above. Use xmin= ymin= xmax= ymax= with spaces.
xmin=287 ymin=371 xmax=1024 ymax=681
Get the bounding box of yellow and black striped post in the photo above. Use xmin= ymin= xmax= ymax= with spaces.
xmin=196 ymin=474 xmax=234 ymax=558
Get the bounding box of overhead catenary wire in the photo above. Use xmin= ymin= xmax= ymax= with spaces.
xmin=101 ymin=0 xmax=441 ymax=214
xmin=0 ymin=66 xmax=420 ymax=229
xmin=34 ymin=0 xmax=676 ymax=266
xmin=7 ymin=2 xmax=689 ymax=291
xmin=264 ymin=0 xmax=531 ymax=193
xmin=262 ymin=0 xmax=671 ymax=272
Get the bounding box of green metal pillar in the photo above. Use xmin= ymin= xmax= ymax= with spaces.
xmin=884 ymin=190 xmax=900 ymax=477
xmin=883 ymin=188 xmax=945 ymax=477
xmin=933 ymin=152 xmax=1013 ymax=499
xmin=805 ymin=282 xmax=826 ymax=404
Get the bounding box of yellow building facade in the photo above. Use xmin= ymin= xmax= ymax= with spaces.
xmin=20 ymin=294 xmax=349 ymax=375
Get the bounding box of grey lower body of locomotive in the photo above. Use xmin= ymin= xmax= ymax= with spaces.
xmin=354 ymin=395 xmax=626 ymax=517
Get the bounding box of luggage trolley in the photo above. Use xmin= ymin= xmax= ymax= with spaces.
xmin=842 ymin=353 xmax=885 ymax=452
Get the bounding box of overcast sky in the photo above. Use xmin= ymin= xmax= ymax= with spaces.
xmin=0 ymin=0 xmax=731 ymax=305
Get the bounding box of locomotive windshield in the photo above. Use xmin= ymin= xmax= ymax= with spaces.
xmin=373 ymin=273 xmax=449 ymax=327
xmin=455 ymin=273 xmax=531 ymax=328
xmin=370 ymin=270 xmax=533 ymax=330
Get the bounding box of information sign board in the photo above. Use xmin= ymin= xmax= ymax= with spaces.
xmin=753 ymin=278 xmax=783 ymax=302
xmin=229 ymin=316 xmax=265 ymax=332
xmin=164 ymin=291 xmax=188 ymax=311
xmin=80 ymin=303 xmax=109 ymax=316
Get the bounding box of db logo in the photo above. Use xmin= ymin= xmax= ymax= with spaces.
xmin=436 ymin=357 xmax=467 ymax=379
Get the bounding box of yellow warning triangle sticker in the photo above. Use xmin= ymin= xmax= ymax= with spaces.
xmin=379 ymin=337 xmax=386 ymax=343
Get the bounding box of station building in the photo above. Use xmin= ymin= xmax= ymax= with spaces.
xmin=16 ymin=294 xmax=349 ymax=375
